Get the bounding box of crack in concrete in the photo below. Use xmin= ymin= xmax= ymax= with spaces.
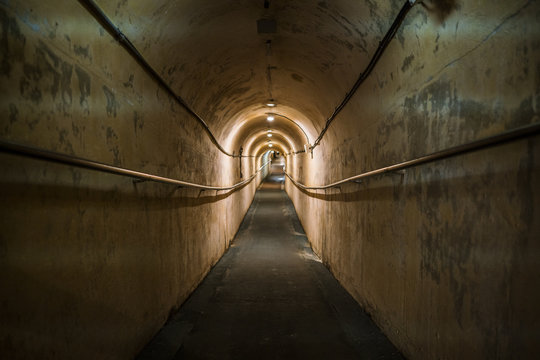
xmin=430 ymin=0 xmax=533 ymax=81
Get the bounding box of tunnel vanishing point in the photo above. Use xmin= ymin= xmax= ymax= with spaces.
xmin=1 ymin=0 xmax=539 ymax=359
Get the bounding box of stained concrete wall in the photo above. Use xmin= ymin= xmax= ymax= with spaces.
xmin=286 ymin=1 xmax=540 ymax=359
xmin=2 ymin=0 xmax=539 ymax=359
xmin=0 ymin=2 xmax=262 ymax=359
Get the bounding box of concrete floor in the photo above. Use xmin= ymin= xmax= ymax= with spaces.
xmin=137 ymin=171 xmax=404 ymax=360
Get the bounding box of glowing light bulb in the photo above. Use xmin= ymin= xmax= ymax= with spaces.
xmin=267 ymin=115 xmax=274 ymax=121
xmin=269 ymin=144 xmax=273 ymax=147
xmin=267 ymin=133 xmax=272 ymax=137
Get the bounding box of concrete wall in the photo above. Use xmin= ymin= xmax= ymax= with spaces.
xmin=2 ymin=0 xmax=539 ymax=359
xmin=286 ymin=1 xmax=540 ymax=359
xmin=0 ymin=2 xmax=261 ymax=359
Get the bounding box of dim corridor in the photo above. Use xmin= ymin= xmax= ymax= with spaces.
xmin=137 ymin=167 xmax=403 ymax=359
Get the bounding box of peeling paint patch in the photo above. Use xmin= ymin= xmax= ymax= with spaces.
xmin=102 ymin=85 xmax=117 ymax=117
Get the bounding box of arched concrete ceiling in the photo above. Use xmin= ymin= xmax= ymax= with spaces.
xmin=252 ymin=139 xmax=289 ymax=158
xmin=232 ymin=114 xmax=308 ymax=153
xmin=245 ymin=131 xmax=295 ymax=156
xmin=98 ymin=0 xmax=400 ymax=155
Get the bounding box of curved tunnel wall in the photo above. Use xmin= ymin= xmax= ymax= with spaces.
xmin=1 ymin=0 xmax=539 ymax=359
xmin=0 ymin=1 xmax=264 ymax=358
xmin=285 ymin=1 xmax=540 ymax=359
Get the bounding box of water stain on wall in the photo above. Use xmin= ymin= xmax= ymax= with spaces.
xmin=75 ymin=65 xmax=91 ymax=115
xmin=133 ymin=111 xmax=144 ymax=133
xmin=57 ymin=127 xmax=74 ymax=154
xmin=517 ymin=141 xmax=534 ymax=229
xmin=8 ymin=103 xmax=18 ymax=124
xmin=421 ymin=0 xmax=460 ymax=23
xmin=509 ymin=96 xmax=537 ymax=129
xmin=20 ymin=66 xmax=42 ymax=104
xmin=123 ymin=74 xmax=134 ymax=88
xmin=60 ymin=62 xmax=73 ymax=114
xmin=401 ymin=54 xmax=414 ymax=72
xmin=291 ymin=73 xmax=303 ymax=82
xmin=401 ymin=79 xmax=511 ymax=153
xmin=0 ymin=8 xmax=26 ymax=77
xmin=456 ymin=99 xmax=494 ymax=134
xmin=73 ymin=44 xmax=92 ymax=62
xmin=19 ymin=41 xmax=75 ymax=106
xmin=102 ymin=85 xmax=117 ymax=117
xmin=105 ymin=126 xmax=121 ymax=165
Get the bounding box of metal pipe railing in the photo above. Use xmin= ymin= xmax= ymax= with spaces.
xmin=286 ymin=122 xmax=540 ymax=190
xmin=311 ymin=0 xmax=417 ymax=151
xmin=0 ymin=140 xmax=270 ymax=191
xmin=77 ymin=0 xmax=247 ymax=158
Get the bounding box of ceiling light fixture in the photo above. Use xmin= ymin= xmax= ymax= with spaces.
xmin=266 ymin=99 xmax=276 ymax=107
xmin=267 ymin=133 xmax=272 ymax=137
xmin=267 ymin=115 xmax=274 ymax=121
xmin=269 ymin=144 xmax=273 ymax=147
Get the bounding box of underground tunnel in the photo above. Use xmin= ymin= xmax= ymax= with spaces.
xmin=0 ymin=0 xmax=539 ymax=359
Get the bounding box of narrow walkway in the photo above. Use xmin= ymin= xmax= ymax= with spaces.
xmin=138 ymin=171 xmax=404 ymax=360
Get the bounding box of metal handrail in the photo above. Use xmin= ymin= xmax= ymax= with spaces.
xmin=311 ymin=0 xmax=417 ymax=151
xmin=78 ymin=0 xmax=248 ymax=158
xmin=78 ymin=0 xmax=417 ymax=157
xmin=286 ymin=122 xmax=540 ymax=190
xmin=0 ymin=140 xmax=270 ymax=191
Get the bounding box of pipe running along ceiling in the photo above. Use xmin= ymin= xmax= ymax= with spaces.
xmin=91 ymin=0 xmax=412 ymax=158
